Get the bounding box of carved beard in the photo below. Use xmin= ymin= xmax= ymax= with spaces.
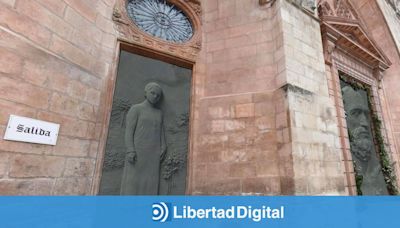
xmin=350 ymin=128 xmax=373 ymax=162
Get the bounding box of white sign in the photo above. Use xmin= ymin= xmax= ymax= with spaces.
xmin=3 ymin=115 xmax=60 ymax=145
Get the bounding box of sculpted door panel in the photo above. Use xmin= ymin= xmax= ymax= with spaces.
xmin=99 ymin=50 xmax=191 ymax=195
xmin=340 ymin=79 xmax=388 ymax=195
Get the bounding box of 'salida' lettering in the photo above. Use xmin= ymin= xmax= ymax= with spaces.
xmin=17 ymin=124 xmax=51 ymax=137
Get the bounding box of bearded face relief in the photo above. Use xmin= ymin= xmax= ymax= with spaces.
xmin=340 ymin=79 xmax=388 ymax=195
xmin=345 ymin=97 xmax=373 ymax=162
xmin=341 ymin=84 xmax=373 ymax=166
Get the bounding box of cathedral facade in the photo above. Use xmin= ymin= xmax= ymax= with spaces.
xmin=0 ymin=0 xmax=399 ymax=195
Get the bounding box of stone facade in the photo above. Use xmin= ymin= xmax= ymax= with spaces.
xmin=0 ymin=0 xmax=117 ymax=195
xmin=0 ymin=0 xmax=399 ymax=195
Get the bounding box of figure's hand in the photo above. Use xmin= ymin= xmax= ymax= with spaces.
xmin=127 ymin=151 xmax=137 ymax=164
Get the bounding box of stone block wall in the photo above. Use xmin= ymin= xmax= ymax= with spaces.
xmin=0 ymin=0 xmax=117 ymax=195
xmin=0 ymin=0 xmax=351 ymax=195
xmin=188 ymin=0 xmax=282 ymax=195
xmin=275 ymin=0 xmax=346 ymax=195
xmin=188 ymin=0 xmax=346 ymax=195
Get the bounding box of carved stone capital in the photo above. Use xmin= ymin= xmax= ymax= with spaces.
xmin=373 ymin=63 xmax=388 ymax=85
xmin=318 ymin=0 xmax=357 ymax=20
xmin=322 ymin=33 xmax=337 ymax=65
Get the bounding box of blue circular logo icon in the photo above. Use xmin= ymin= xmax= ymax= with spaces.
xmin=152 ymin=202 xmax=169 ymax=222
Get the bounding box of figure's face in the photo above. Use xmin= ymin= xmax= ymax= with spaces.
xmin=145 ymin=87 xmax=161 ymax=105
xmin=342 ymin=86 xmax=373 ymax=161
xmin=345 ymin=91 xmax=371 ymax=139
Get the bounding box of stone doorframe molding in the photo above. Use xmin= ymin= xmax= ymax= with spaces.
xmin=92 ymin=0 xmax=202 ymax=195
xmin=319 ymin=0 xmax=399 ymax=195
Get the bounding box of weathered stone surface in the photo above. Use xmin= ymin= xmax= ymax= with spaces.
xmin=242 ymin=177 xmax=281 ymax=195
xmin=49 ymin=93 xmax=80 ymax=117
xmin=0 ymin=5 xmax=52 ymax=47
xmin=0 ymin=99 xmax=37 ymax=125
xmin=49 ymin=35 xmax=93 ymax=71
xmin=0 ymin=77 xmax=50 ymax=109
xmin=64 ymin=6 xmax=101 ymax=43
xmin=36 ymin=0 xmax=67 ymax=16
xmin=0 ymin=47 xmax=22 ymax=74
xmin=88 ymin=140 xmax=99 ymax=158
xmin=53 ymin=177 xmax=91 ymax=195
xmin=228 ymin=162 xmax=257 ymax=178
xmin=0 ymin=179 xmax=53 ymax=195
xmin=235 ymin=104 xmax=254 ymax=118
xmin=67 ymin=80 xmax=87 ymax=99
xmin=0 ymin=152 xmax=9 ymax=178
xmin=64 ymin=0 xmax=97 ymax=23
xmin=64 ymin=158 xmax=95 ymax=177
xmin=255 ymin=161 xmax=280 ymax=177
xmin=0 ymin=163 xmax=7 ymax=178
xmin=9 ymin=154 xmax=65 ymax=178
xmin=52 ymin=136 xmax=90 ymax=157
xmin=15 ymin=0 xmax=73 ymax=39
xmin=21 ymin=61 xmax=50 ymax=87
xmin=86 ymin=122 xmax=97 ymax=139
xmin=0 ymin=0 xmax=116 ymax=196
xmin=78 ymin=102 xmax=97 ymax=121
xmin=85 ymin=88 xmax=101 ymax=106
xmin=0 ymin=0 xmax=15 ymax=7
xmin=193 ymin=179 xmax=241 ymax=195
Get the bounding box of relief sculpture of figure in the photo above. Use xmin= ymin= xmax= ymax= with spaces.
xmin=120 ymin=82 xmax=166 ymax=195
xmin=342 ymin=85 xmax=388 ymax=195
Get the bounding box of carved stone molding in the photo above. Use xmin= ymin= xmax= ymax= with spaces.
xmin=260 ymin=0 xmax=316 ymax=12
xmin=322 ymin=33 xmax=337 ymax=65
xmin=318 ymin=0 xmax=357 ymax=20
xmin=112 ymin=0 xmax=202 ymax=63
xmin=184 ymin=0 xmax=201 ymax=16
xmin=318 ymin=0 xmax=391 ymax=75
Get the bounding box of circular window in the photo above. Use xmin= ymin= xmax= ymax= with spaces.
xmin=127 ymin=0 xmax=194 ymax=43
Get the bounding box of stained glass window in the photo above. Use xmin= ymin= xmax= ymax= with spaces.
xmin=127 ymin=0 xmax=194 ymax=43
